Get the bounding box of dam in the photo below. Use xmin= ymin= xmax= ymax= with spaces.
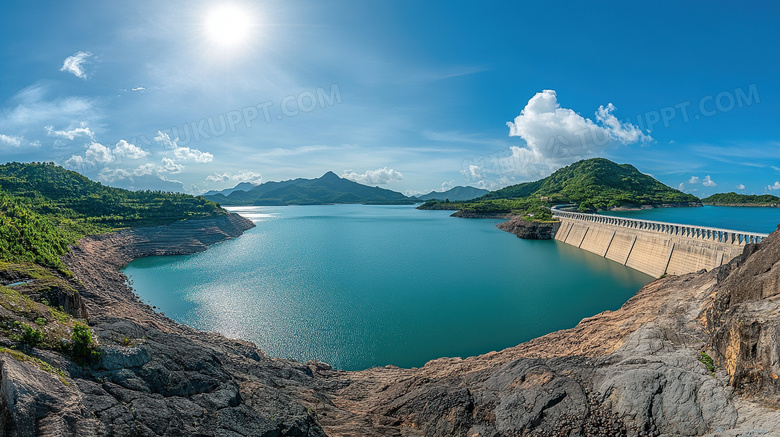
xmin=552 ymin=210 xmax=770 ymax=278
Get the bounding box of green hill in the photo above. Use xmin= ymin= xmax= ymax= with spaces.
xmin=702 ymin=192 xmax=780 ymax=206
xmin=419 ymin=158 xmax=700 ymax=217
xmin=0 ymin=162 xmax=224 ymax=270
xmin=204 ymin=171 xmax=414 ymax=205
xmin=415 ymin=186 xmax=489 ymax=201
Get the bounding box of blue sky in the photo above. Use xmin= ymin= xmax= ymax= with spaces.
xmin=1 ymin=1 xmax=778 ymax=196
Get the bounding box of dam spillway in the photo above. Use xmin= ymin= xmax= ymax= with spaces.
xmin=552 ymin=210 xmax=770 ymax=278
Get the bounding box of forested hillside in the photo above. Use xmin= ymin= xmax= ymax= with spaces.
xmin=0 ymin=162 xmax=224 ymax=270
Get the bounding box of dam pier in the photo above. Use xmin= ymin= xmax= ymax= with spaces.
xmin=551 ymin=210 xmax=769 ymax=277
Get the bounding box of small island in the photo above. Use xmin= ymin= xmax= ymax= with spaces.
xmin=702 ymin=192 xmax=780 ymax=207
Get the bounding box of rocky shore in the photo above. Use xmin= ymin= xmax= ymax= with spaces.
xmin=4 ymin=213 xmax=780 ymax=436
xmin=497 ymin=216 xmax=561 ymax=239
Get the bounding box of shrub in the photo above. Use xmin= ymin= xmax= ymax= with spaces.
xmin=71 ymin=323 xmax=101 ymax=365
xmin=21 ymin=324 xmax=43 ymax=347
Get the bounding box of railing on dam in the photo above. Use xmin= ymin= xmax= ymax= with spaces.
xmin=551 ymin=210 xmax=769 ymax=245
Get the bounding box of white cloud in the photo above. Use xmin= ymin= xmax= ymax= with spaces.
xmin=113 ymin=139 xmax=148 ymax=159
xmin=341 ymin=167 xmax=403 ymax=185
xmin=154 ymin=131 xmax=177 ymax=149
xmin=60 ymin=51 xmax=93 ymax=79
xmin=131 ymin=87 xmax=146 ymax=91
xmin=98 ymin=168 xmax=132 ymax=183
xmin=159 ymin=157 xmax=184 ymax=174
xmin=771 ymin=166 xmax=780 ymax=171
xmin=174 ymin=145 xmax=214 ymax=162
xmin=736 ymin=184 xmax=746 ymax=190
xmin=0 ymin=133 xmax=39 ymax=149
xmin=0 ymin=134 xmax=23 ymax=147
xmin=503 ymin=90 xmax=651 ymax=178
xmin=205 ymin=170 xmax=262 ymax=184
xmin=134 ymin=163 xmax=156 ymax=176
xmin=154 ymin=130 xmax=213 ymax=162
xmin=45 ymin=123 xmax=94 ymax=140
xmin=0 ymin=85 xmax=97 ymax=143
xmin=768 ymin=181 xmax=780 ymax=191
xmin=441 ymin=180 xmax=455 ymax=191
xmin=678 ymin=182 xmax=685 ymax=191
xmin=85 ymin=141 xmax=113 ymax=163
xmin=702 ymin=175 xmax=717 ymax=187
xmin=461 ymin=164 xmax=483 ymax=181
xmin=688 ymin=176 xmax=700 ymax=184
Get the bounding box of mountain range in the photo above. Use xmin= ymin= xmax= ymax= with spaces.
xmin=202 ymin=171 xmax=415 ymax=205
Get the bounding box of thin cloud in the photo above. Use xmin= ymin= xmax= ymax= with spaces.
xmin=0 ymin=133 xmax=39 ymax=149
xmin=45 ymin=123 xmax=95 ymax=140
xmin=205 ymin=170 xmax=262 ymax=184
xmin=60 ymin=51 xmax=93 ymax=79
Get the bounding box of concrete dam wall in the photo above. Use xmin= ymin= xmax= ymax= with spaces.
xmin=552 ymin=210 xmax=769 ymax=278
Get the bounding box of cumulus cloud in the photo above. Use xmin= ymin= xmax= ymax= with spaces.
xmin=64 ymin=139 xmax=149 ymax=172
xmin=160 ymin=157 xmax=184 ymax=174
xmin=154 ymin=130 xmax=213 ymax=162
xmin=45 ymin=123 xmax=94 ymax=140
xmin=113 ymin=140 xmax=148 ymax=159
xmin=768 ymin=181 xmax=780 ymax=191
xmin=341 ymin=167 xmax=403 ymax=185
xmin=85 ymin=141 xmax=113 ymax=164
xmin=60 ymin=51 xmax=93 ymax=79
xmin=174 ymin=145 xmax=213 ymax=163
xmin=205 ymin=170 xmax=262 ymax=184
xmin=736 ymin=184 xmax=746 ymax=190
xmin=702 ymin=175 xmax=717 ymax=187
xmin=688 ymin=176 xmax=700 ymax=184
xmin=505 ymin=90 xmax=651 ymax=174
xmin=677 ymin=182 xmax=685 ymax=191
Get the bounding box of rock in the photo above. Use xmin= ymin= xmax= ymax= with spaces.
xmin=497 ymin=216 xmax=561 ymax=239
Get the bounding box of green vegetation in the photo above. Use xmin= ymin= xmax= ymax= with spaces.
xmin=0 ymin=347 xmax=69 ymax=385
xmin=699 ymin=351 xmax=716 ymax=375
xmin=420 ymin=158 xmax=699 ymax=218
xmin=20 ymin=323 xmax=44 ymax=347
xmin=71 ymin=322 xmax=101 ymax=366
xmin=702 ymin=192 xmax=780 ymax=206
xmin=0 ymin=162 xmax=224 ymax=270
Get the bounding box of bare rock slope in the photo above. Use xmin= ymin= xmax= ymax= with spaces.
xmin=3 ymin=215 xmax=780 ymax=436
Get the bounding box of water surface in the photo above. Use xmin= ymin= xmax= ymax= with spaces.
xmin=124 ymin=205 xmax=653 ymax=370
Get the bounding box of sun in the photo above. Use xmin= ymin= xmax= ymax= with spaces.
xmin=205 ymin=4 xmax=252 ymax=47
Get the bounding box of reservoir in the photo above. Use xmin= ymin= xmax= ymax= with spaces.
xmin=124 ymin=204 xmax=655 ymax=370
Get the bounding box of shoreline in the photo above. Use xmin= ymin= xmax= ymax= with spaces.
xmin=7 ymin=210 xmax=780 ymax=435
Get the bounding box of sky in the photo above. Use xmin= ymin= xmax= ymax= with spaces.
xmin=1 ymin=1 xmax=779 ymax=197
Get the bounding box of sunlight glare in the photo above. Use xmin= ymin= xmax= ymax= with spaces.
xmin=205 ymin=4 xmax=252 ymax=47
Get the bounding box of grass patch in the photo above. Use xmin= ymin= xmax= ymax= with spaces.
xmin=700 ymin=351 xmax=716 ymax=375
xmin=0 ymin=347 xmax=69 ymax=385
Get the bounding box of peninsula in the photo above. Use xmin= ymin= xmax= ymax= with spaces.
xmin=419 ymin=158 xmax=701 ymax=218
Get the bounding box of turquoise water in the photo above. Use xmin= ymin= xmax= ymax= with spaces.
xmin=601 ymin=205 xmax=780 ymax=234
xmin=124 ymin=205 xmax=653 ymax=370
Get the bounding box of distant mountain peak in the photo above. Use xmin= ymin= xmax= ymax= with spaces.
xmin=320 ymin=171 xmax=340 ymax=180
